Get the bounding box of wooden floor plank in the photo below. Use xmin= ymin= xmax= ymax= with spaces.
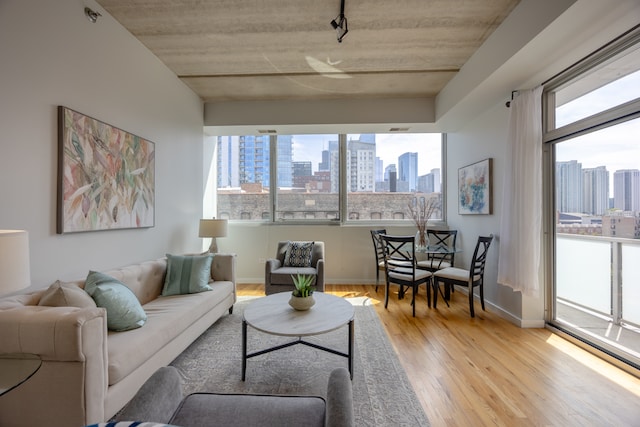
xmin=236 ymin=284 xmax=640 ymax=426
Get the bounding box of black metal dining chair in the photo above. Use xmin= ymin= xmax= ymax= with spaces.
xmin=432 ymin=235 xmax=493 ymax=317
xmin=416 ymin=229 xmax=458 ymax=272
xmin=370 ymin=229 xmax=386 ymax=293
xmin=381 ymin=234 xmax=433 ymax=317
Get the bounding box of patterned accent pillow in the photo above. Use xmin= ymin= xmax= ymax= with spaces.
xmin=162 ymin=254 xmax=213 ymax=296
xmin=284 ymin=241 xmax=315 ymax=267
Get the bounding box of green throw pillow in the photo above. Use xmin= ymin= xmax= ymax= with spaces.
xmin=162 ymin=254 xmax=213 ymax=296
xmin=84 ymin=271 xmax=147 ymax=331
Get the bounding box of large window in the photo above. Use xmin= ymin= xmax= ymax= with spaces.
xmin=215 ymin=133 xmax=443 ymax=223
xmin=545 ymin=27 xmax=640 ymax=368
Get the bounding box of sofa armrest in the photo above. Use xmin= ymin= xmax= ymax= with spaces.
xmin=265 ymin=258 xmax=282 ymax=274
xmin=325 ymin=368 xmax=354 ymax=427
xmin=316 ymin=258 xmax=325 ymax=291
xmin=0 ymin=306 xmax=109 ymax=426
xmin=0 ymin=306 xmax=106 ymax=359
xmin=211 ymin=253 xmax=236 ymax=283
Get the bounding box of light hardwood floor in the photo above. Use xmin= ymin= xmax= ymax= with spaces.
xmin=237 ymin=283 xmax=640 ymax=426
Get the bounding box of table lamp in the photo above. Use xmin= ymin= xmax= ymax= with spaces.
xmin=0 ymin=230 xmax=31 ymax=296
xmin=198 ymin=219 xmax=228 ymax=253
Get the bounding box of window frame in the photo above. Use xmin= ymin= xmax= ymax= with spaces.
xmin=217 ymin=132 xmax=447 ymax=226
xmin=542 ymin=24 xmax=640 ymax=371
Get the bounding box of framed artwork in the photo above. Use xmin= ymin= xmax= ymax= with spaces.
xmin=57 ymin=106 xmax=155 ymax=234
xmin=458 ymin=158 xmax=492 ymax=215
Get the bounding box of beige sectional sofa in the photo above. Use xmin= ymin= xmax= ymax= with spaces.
xmin=0 ymin=253 xmax=236 ymax=427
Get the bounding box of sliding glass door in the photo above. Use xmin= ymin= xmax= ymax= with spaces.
xmin=545 ymin=28 xmax=640 ymax=368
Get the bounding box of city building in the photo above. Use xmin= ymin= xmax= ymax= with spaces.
xmin=556 ymin=160 xmax=583 ymax=213
xmin=582 ymin=166 xmax=609 ymax=215
xmin=398 ymin=152 xmax=418 ymax=192
xmin=613 ymin=169 xmax=640 ymax=212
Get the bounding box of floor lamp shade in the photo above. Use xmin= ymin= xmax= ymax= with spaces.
xmin=198 ymin=219 xmax=228 ymax=253
xmin=0 ymin=230 xmax=31 ymax=295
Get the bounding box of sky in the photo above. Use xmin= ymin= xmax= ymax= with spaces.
xmin=290 ymin=133 xmax=442 ymax=175
xmin=554 ymin=68 xmax=640 ymax=175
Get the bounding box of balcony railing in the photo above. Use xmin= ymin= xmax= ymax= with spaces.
xmin=556 ymin=233 xmax=640 ymax=327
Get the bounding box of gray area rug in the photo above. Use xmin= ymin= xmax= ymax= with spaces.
xmin=170 ymin=296 xmax=430 ymax=426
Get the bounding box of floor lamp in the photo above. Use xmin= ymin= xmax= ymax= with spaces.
xmin=0 ymin=230 xmax=31 ymax=296
xmin=198 ymin=219 xmax=228 ymax=253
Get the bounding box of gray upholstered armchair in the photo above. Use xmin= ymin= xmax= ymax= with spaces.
xmin=265 ymin=241 xmax=325 ymax=295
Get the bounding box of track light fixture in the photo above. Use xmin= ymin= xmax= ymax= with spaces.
xmin=84 ymin=7 xmax=101 ymax=23
xmin=330 ymin=0 xmax=348 ymax=43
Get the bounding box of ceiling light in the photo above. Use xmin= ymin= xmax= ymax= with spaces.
xmin=330 ymin=0 xmax=348 ymax=43
xmin=84 ymin=7 xmax=101 ymax=23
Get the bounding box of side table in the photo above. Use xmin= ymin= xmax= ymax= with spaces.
xmin=0 ymin=353 xmax=41 ymax=396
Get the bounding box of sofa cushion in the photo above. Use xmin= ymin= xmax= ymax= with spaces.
xmin=85 ymin=271 xmax=147 ymax=331
xmin=107 ymin=281 xmax=234 ymax=385
xmin=162 ymin=254 xmax=213 ymax=296
xmin=283 ymin=241 xmax=314 ymax=267
xmin=38 ymin=281 xmax=96 ymax=308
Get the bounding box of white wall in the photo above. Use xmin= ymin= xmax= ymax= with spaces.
xmin=219 ymin=223 xmax=419 ymax=284
xmin=0 ymin=0 xmax=204 ymax=288
xmin=446 ymin=103 xmax=531 ymax=325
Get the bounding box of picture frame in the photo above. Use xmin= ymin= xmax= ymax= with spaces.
xmin=57 ymin=106 xmax=155 ymax=234
xmin=458 ymin=158 xmax=492 ymax=215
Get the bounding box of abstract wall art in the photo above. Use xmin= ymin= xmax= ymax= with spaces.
xmin=57 ymin=106 xmax=155 ymax=233
xmin=458 ymin=158 xmax=492 ymax=215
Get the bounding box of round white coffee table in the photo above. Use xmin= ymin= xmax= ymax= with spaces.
xmin=242 ymin=292 xmax=355 ymax=380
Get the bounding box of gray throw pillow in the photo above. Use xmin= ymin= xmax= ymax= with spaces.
xmin=84 ymin=271 xmax=147 ymax=331
xmin=38 ymin=280 xmax=97 ymax=308
xmin=284 ymin=241 xmax=315 ymax=267
xmin=162 ymin=254 xmax=213 ymax=296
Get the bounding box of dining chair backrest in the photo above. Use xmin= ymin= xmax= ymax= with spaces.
xmin=427 ymin=229 xmax=457 ymax=248
xmin=380 ymin=234 xmax=433 ymax=316
xmin=370 ymin=229 xmax=387 ymax=292
xmin=370 ymin=229 xmax=387 ymax=265
xmin=381 ymin=234 xmax=415 ymax=269
xmin=426 ymin=229 xmax=458 ymax=268
xmin=469 ymin=235 xmax=493 ymax=282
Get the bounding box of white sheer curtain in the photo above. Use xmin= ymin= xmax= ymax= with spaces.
xmin=497 ymin=86 xmax=543 ymax=296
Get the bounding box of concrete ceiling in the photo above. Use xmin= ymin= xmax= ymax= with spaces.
xmin=95 ymin=0 xmax=520 ymax=103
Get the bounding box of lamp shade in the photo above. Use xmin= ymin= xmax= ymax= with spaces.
xmin=198 ymin=219 xmax=228 ymax=238
xmin=0 ymin=230 xmax=31 ymax=295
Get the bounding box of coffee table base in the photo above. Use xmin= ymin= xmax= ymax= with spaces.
xmin=242 ymin=319 xmax=354 ymax=381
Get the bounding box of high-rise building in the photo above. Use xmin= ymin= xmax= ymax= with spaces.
xmin=276 ymin=135 xmax=293 ymax=188
xmin=583 ymin=166 xmax=609 ymax=215
xmin=292 ymin=161 xmax=312 ymax=188
xmin=375 ymin=157 xmax=383 ymax=184
xmin=217 ymin=136 xmax=239 ymax=188
xmin=347 ymin=135 xmax=376 ymax=192
xmin=613 ymin=169 xmax=640 ymax=212
xmin=384 ymin=164 xmax=396 ymax=181
xmin=238 ymin=135 xmax=269 ymax=187
xmin=217 ymin=135 xmax=293 ymax=190
xmin=398 ymin=152 xmax=418 ymax=192
xmin=556 ymin=160 xmax=583 ymax=213
xmin=417 ymin=168 xmax=441 ymax=193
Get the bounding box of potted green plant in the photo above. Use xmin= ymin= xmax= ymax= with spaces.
xmin=289 ymin=274 xmax=316 ymax=311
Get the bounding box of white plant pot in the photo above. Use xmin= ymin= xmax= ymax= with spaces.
xmin=289 ymin=294 xmax=315 ymax=311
